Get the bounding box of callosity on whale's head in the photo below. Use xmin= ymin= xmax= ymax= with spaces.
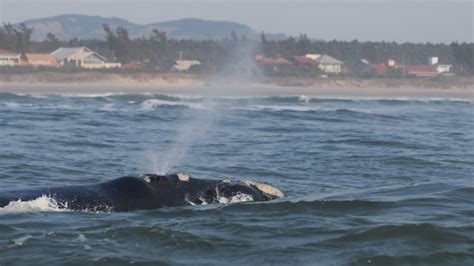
xmin=242 ymin=179 xmax=284 ymax=200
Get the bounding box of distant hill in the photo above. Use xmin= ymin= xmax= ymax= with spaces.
xmin=15 ymin=14 xmax=287 ymax=41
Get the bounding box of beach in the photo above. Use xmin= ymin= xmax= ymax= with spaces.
xmin=1 ymin=72 xmax=473 ymax=99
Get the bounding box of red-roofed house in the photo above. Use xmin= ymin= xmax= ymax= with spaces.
xmin=405 ymin=65 xmax=438 ymax=77
xmin=255 ymin=55 xmax=292 ymax=65
xmin=293 ymin=56 xmax=315 ymax=65
xmin=121 ymin=61 xmax=146 ymax=70
xmin=23 ymin=53 xmax=60 ymax=67
xmin=0 ymin=48 xmax=21 ymax=66
xmin=369 ymin=64 xmax=388 ymax=76
xmin=256 ymin=54 xmax=294 ymax=75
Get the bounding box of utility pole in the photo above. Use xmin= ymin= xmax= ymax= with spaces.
xmin=177 ymin=51 xmax=184 ymax=61
xmin=402 ymin=52 xmax=406 ymax=79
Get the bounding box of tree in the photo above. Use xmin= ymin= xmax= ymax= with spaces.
xmin=260 ymin=31 xmax=267 ymax=55
xmin=103 ymin=24 xmax=133 ymax=63
xmin=14 ymin=23 xmax=33 ymax=55
xmin=0 ymin=23 xmax=17 ymax=50
xmin=43 ymin=32 xmax=60 ymax=51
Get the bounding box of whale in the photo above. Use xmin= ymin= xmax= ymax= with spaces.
xmin=0 ymin=173 xmax=284 ymax=212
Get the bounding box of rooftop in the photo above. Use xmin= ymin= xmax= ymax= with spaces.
xmin=256 ymin=55 xmax=292 ymax=65
xmin=51 ymin=47 xmax=91 ymax=60
xmin=405 ymin=65 xmax=437 ymax=73
xmin=315 ymin=55 xmax=344 ymax=65
xmin=294 ymin=56 xmax=315 ymax=64
xmin=0 ymin=48 xmax=19 ymax=55
xmin=25 ymin=53 xmax=57 ymax=59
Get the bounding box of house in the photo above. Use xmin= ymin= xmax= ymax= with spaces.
xmin=428 ymin=56 xmax=452 ymax=74
xmin=369 ymin=64 xmax=388 ymax=76
xmin=314 ymin=55 xmax=344 ymax=74
xmin=256 ymin=55 xmax=292 ymax=65
xmin=291 ymin=56 xmax=323 ymax=75
xmin=428 ymin=57 xmax=439 ymax=65
xmin=387 ymin=59 xmax=397 ymax=67
xmin=304 ymin=54 xmax=321 ymax=61
xmin=256 ymin=55 xmax=294 ymax=74
xmin=435 ymin=64 xmax=452 ymax=73
xmin=0 ymin=48 xmax=21 ymax=66
xmin=51 ymin=47 xmax=119 ymax=69
xmin=23 ymin=53 xmax=60 ymax=67
xmin=293 ymin=56 xmax=315 ymax=65
xmin=121 ymin=61 xmax=146 ymax=70
xmin=405 ymin=65 xmax=438 ymax=77
xmin=171 ymin=60 xmax=201 ymax=72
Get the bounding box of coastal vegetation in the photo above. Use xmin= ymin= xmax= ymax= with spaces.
xmin=1 ymin=22 xmax=473 ymax=76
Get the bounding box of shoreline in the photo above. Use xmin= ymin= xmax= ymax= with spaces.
xmin=0 ymin=72 xmax=473 ymax=99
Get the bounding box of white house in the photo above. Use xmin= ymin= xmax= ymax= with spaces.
xmin=428 ymin=57 xmax=439 ymax=65
xmin=314 ymin=55 xmax=344 ymax=74
xmin=304 ymin=54 xmax=321 ymax=61
xmin=51 ymin=47 xmax=120 ymax=69
xmin=428 ymin=56 xmax=452 ymax=73
xmin=171 ymin=60 xmax=201 ymax=72
xmin=435 ymin=64 xmax=452 ymax=73
xmin=0 ymin=48 xmax=21 ymax=66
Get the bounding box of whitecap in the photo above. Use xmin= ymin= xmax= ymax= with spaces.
xmin=12 ymin=235 xmax=33 ymax=246
xmin=3 ymin=102 xmax=34 ymax=108
xmin=233 ymin=105 xmax=317 ymax=112
xmin=298 ymin=94 xmax=312 ymax=103
xmin=140 ymin=99 xmax=206 ymax=110
xmin=99 ymin=103 xmax=116 ymax=111
xmin=0 ymin=195 xmax=68 ymax=214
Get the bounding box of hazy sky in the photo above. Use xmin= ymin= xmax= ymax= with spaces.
xmin=0 ymin=0 xmax=472 ymax=43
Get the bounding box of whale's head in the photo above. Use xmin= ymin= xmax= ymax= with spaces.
xmin=139 ymin=173 xmax=284 ymax=205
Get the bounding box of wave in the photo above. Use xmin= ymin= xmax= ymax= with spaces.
xmin=329 ymin=223 xmax=471 ymax=243
xmin=0 ymin=191 xmax=259 ymax=214
xmin=2 ymin=102 xmax=34 ymax=108
xmin=232 ymin=105 xmax=407 ymax=122
xmin=140 ymin=99 xmax=207 ymax=110
xmin=326 ymin=138 xmax=430 ymax=149
xmin=1 ymin=92 xmax=472 ymax=103
xmin=232 ymin=105 xmax=320 ymax=112
xmin=172 ymin=199 xmax=396 ymax=215
xmin=0 ymin=195 xmax=68 ymax=214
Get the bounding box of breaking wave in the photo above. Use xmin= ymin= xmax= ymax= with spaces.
xmin=140 ymin=99 xmax=206 ymax=110
xmin=0 ymin=195 xmax=68 ymax=214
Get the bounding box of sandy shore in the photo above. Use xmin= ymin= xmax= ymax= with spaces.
xmin=0 ymin=72 xmax=473 ymax=99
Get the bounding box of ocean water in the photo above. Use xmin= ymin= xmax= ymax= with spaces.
xmin=0 ymin=91 xmax=473 ymax=265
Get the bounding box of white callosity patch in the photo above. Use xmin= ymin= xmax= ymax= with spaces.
xmin=177 ymin=173 xmax=190 ymax=182
xmin=243 ymin=180 xmax=285 ymax=199
xmin=214 ymin=184 xmax=255 ymax=204
xmin=218 ymin=192 xmax=254 ymax=204
xmin=198 ymin=196 xmax=209 ymax=205
xmin=143 ymin=175 xmax=152 ymax=183
xmin=0 ymin=195 xmax=68 ymax=214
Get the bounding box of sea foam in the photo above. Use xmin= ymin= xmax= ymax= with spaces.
xmin=141 ymin=99 xmax=206 ymax=110
xmin=0 ymin=195 xmax=68 ymax=214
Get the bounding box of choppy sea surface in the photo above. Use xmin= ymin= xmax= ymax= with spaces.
xmin=0 ymin=91 xmax=473 ymax=265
